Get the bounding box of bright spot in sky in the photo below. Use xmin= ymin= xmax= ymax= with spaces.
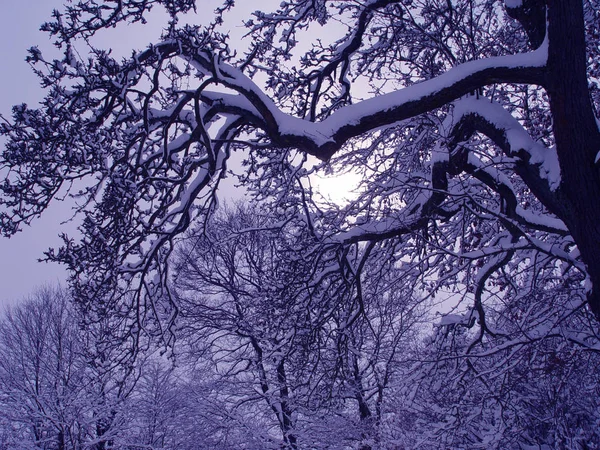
xmin=311 ymin=170 xmax=361 ymax=205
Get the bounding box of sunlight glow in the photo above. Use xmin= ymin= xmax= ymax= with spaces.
xmin=311 ymin=169 xmax=361 ymax=205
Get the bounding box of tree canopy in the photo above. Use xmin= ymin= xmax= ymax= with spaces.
xmin=1 ymin=1 xmax=600 ymax=446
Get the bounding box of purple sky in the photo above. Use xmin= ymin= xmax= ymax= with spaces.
xmin=0 ymin=0 xmax=247 ymax=306
xmin=0 ymin=1 xmax=350 ymax=307
xmin=0 ymin=0 xmax=70 ymax=306
xmin=0 ymin=1 xmax=170 ymax=306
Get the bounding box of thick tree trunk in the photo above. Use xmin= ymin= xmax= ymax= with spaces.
xmin=546 ymin=0 xmax=600 ymax=318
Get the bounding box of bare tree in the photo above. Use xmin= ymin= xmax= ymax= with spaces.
xmin=0 ymin=287 xmax=145 ymax=449
xmin=173 ymin=204 xmax=341 ymax=448
xmin=2 ymin=1 xmax=600 ymax=445
xmin=171 ymin=203 xmax=422 ymax=448
xmin=0 ymin=287 xmax=88 ymax=449
xmin=1 ymin=0 xmax=598 ymax=340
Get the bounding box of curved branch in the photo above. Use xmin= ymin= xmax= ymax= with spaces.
xmin=212 ymin=47 xmax=548 ymax=159
xmin=447 ymin=96 xmax=571 ymax=222
xmin=131 ymin=33 xmax=549 ymax=164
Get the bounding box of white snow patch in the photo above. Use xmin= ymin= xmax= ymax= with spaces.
xmin=452 ymin=97 xmax=561 ymax=190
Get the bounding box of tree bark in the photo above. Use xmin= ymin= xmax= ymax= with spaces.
xmin=546 ymin=0 xmax=600 ymax=318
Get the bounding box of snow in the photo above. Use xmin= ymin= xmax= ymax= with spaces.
xmin=206 ymin=42 xmax=549 ymax=152
xmin=315 ymin=43 xmax=547 ymax=137
xmin=202 ymin=90 xmax=261 ymax=118
xmin=430 ymin=141 xmax=448 ymax=164
xmin=437 ymin=309 xmax=479 ymax=327
xmin=166 ymin=132 xmax=191 ymax=152
xmin=438 ymin=313 xmax=466 ymax=326
xmin=451 ymin=96 xmax=561 ymax=190
xmin=515 ymin=206 xmax=568 ymax=232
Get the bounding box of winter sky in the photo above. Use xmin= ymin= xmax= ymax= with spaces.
xmin=0 ymin=0 xmax=352 ymax=307
xmin=0 ymin=1 xmax=260 ymax=306
xmin=0 ymin=0 xmax=167 ymax=305
xmin=0 ymin=0 xmax=69 ymax=306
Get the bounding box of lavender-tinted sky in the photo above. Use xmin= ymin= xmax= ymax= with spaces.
xmin=0 ymin=0 xmax=69 ymax=306
xmin=0 ymin=1 xmax=170 ymax=306
xmin=0 ymin=1 xmax=265 ymax=306
xmin=0 ymin=1 xmax=355 ymax=307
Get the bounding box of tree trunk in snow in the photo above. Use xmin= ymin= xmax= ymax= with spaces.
xmin=546 ymin=0 xmax=600 ymax=318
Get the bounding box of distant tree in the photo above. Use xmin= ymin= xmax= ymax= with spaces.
xmin=394 ymin=324 xmax=600 ymax=448
xmin=80 ymin=315 xmax=142 ymax=450
xmin=0 ymin=287 xmax=88 ymax=449
xmin=172 ymin=203 xmax=422 ymax=448
xmin=173 ymin=204 xmax=347 ymax=448
xmin=0 ymin=287 xmax=142 ymax=450
xmin=125 ymin=359 xmax=183 ymax=449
